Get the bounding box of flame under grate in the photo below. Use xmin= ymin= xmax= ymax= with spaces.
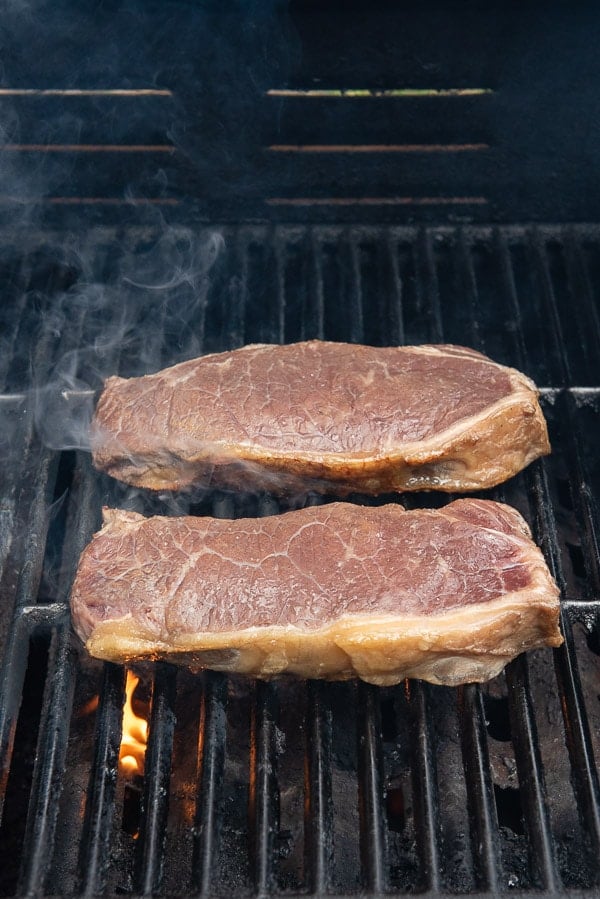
xmin=0 ymin=223 xmax=599 ymax=896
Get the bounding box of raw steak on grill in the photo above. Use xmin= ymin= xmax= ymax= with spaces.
xmin=70 ymin=499 xmax=562 ymax=686
xmin=90 ymin=341 xmax=550 ymax=495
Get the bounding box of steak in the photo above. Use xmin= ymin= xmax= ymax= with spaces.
xmin=90 ymin=341 xmax=550 ymax=495
xmin=70 ymin=500 xmax=562 ymax=686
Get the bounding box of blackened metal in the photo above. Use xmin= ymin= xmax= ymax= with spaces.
xmin=0 ymin=633 xmax=49 ymax=895
xmin=273 ymin=235 xmax=287 ymax=345
xmin=9 ymin=449 xmax=62 ymax=613
xmin=553 ymin=610 xmax=600 ymax=875
xmin=528 ymin=460 xmax=600 ymax=875
xmin=384 ymin=233 xmax=405 ymax=346
xmin=17 ymin=622 xmax=77 ymax=895
xmin=529 ymin=229 xmax=571 ymax=385
xmin=304 ymin=680 xmax=334 ymax=894
xmin=505 ymin=655 xmax=559 ymax=891
xmin=249 ymin=680 xmax=280 ymax=894
xmin=561 ymin=231 xmax=600 ymax=385
xmin=408 ymin=681 xmax=441 ymax=892
xmin=357 ymin=682 xmax=388 ymax=892
xmin=347 ymin=237 xmax=364 ymax=344
xmin=458 ymin=685 xmax=500 ymax=891
xmin=0 ymin=417 xmax=69 ymax=820
xmin=498 ymin=232 xmax=600 ymax=883
xmin=192 ymin=672 xmax=228 ymax=894
xmin=58 ymin=454 xmax=103 ymax=595
xmin=1 ymin=224 xmax=600 ymax=897
xmin=309 ymin=230 xmax=326 ymax=340
xmin=560 ymin=390 xmax=600 ymax=596
xmin=135 ymin=663 xmax=177 ymax=895
xmin=456 ymin=228 xmax=484 ymax=351
xmin=492 ymin=228 xmax=530 ymax=371
xmin=416 ymin=229 xmax=444 ymax=343
xmin=78 ymin=663 xmax=126 ymax=895
xmin=0 ymin=613 xmax=32 ymax=823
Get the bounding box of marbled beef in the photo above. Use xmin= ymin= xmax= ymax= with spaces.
xmin=70 ymin=499 xmax=562 ymax=686
xmin=90 ymin=341 xmax=550 ymax=495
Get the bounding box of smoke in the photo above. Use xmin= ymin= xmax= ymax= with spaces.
xmin=0 ymin=0 xmax=298 ymax=485
xmin=22 ymin=225 xmax=226 ymax=454
xmin=0 ymin=0 xmax=297 ymax=212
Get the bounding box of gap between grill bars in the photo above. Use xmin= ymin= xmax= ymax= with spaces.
xmin=0 ymin=224 xmax=599 ymax=896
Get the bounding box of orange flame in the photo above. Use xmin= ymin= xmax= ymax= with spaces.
xmin=119 ymin=671 xmax=148 ymax=776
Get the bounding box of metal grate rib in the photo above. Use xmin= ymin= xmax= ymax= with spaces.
xmin=0 ymin=224 xmax=599 ymax=897
xmin=304 ymin=680 xmax=334 ymax=894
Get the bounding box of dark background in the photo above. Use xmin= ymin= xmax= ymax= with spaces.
xmin=0 ymin=1 xmax=599 ymax=223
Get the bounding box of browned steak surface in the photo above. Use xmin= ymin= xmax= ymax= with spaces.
xmin=90 ymin=341 xmax=550 ymax=494
xmin=71 ymin=500 xmax=562 ymax=686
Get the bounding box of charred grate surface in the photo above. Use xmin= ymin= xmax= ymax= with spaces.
xmin=0 ymin=223 xmax=599 ymax=896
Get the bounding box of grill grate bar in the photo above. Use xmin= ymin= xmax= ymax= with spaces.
xmin=357 ymin=682 xmax=388 ymax=893
xmin=409 ymin=681 xmax=441 ymax=892
xmin=458 ymin=685 xmax=500 ymax=891
xmin=518 ymin=225 xmax=600 ymax=871
xmin=225 ymin=231 xmax=247 ymax=349
xmin=385 ymin=233 xmax=405 ymax=345
xmin=65 ymin=345 xmax=128 ymax=893
xmin=17 ymin=622 xmax=77 ymax=895
xmin=56 ymin=454 xmax=102 ymax=595
xmin=10 ymin=449 xmax=61 ymax=602
xmin=250 ymin=680 xmax=280 ymax=895
xmin=499 ymin=483 xmax=560 ymax=887
xmin=0 ymin=438 xmax=63 ymax=822
xmin=417 ymin=229 xmax=444 ymax=343
xmin=528 ymin=230 xmax=600 ymax=589
xmin=500 ymin=238 xmax=598 ymax=884
xmin=347 ymin=236 xmax=365 ymax=343
xmin=310 ymin=229 xmax=326 ymax=340
xmin=0 ymin=613 xmax=35 ymax=824
xmin=304 ymin=680 xmax=334 ymax=895
xmin=562 ymin=230 xmax=600 ymax=384
xmin=530 ymin=462 xmax=600 ymax=873
xmin=505 ymin=654 xmax=559 ymax=891
xmin=529 ymin=228 xmax=571 ymax=385
xmin=11 ymin=439 xmax=98 ymax=896
xmin=0 ymin=261 xmax=89 ymax=630
xmin=274 ymin=234 xmax=287 ymax=343
xmin=0 ymin=255 xmax=32 ymax=392
xmin=561 ymin=391 xmax=600 ymax=591
xmin=493 ymin=228 xmax=529 ymax=370
xmin=79 ymin=663 xmax=126 ymax=895
xmin=457 ymin=228 xmax=484 ymax=351
xmin=554 ymin=610 xmax=600 ymax=871
xmin=135 ymin=664 xmax=177 ymax=895
xmin=192 ymin=672 xmax=228 ymax=894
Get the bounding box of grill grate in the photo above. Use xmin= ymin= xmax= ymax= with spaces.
xmin=0 ymin=223 xmax=599 ymax=896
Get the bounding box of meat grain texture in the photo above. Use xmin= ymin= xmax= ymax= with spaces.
xmin=90 ymin=341 xmax=550 ymax=495
xmin=71 ymin=500 xmax=562 ymax=686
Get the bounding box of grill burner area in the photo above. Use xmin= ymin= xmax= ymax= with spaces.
xmin=0 ymin=223 xmax=599 ymax=896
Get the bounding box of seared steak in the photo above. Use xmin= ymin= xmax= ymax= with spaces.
xmin=71 ymin=500 xmax=562 ymax=686
xmin=90 ymin=341 xmax=550 ymax=495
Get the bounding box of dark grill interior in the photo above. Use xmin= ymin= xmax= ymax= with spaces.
xmin=0 ymin=224 xmax=599 ymax=896
xmin=2 ymin=2 xmax=600 ymax=224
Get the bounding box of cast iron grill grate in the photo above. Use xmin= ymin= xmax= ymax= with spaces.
xmin=0 ymin=223 xmax=599 ymax=896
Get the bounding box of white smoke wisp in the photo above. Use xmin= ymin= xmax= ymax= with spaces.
xmin=19 ymin=225 xmax=226 ymax=455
